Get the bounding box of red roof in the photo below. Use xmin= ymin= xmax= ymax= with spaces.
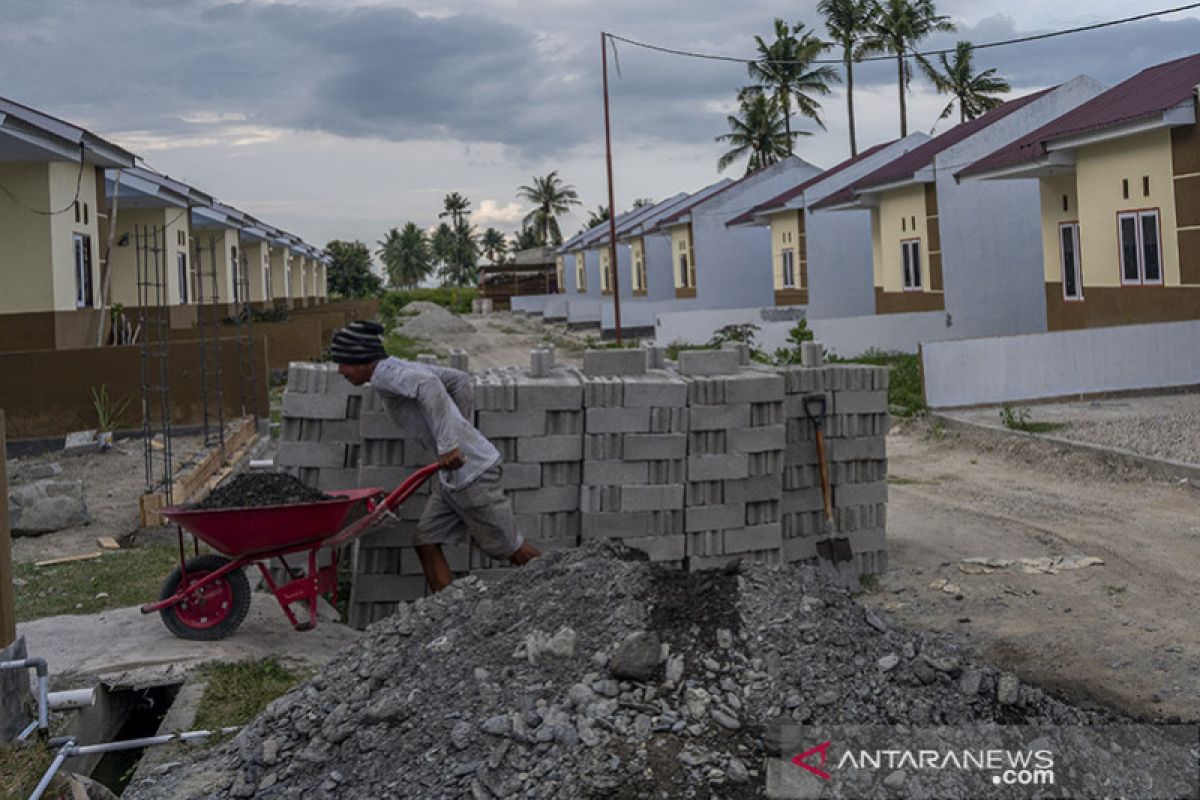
xmin=725 ymin=140 xmax=898 ymax=227
xmin=960 ymin=54 xmax=1200 ymax=179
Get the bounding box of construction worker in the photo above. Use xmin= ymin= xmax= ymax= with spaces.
xmin=331 ymin=320 xmax=539 ymax=591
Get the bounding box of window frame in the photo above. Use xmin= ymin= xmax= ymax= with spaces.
xmin=1116 ymin=208 xmax=1163 ymax=287
xmin=177 ymin=251 xmax=189 ymax=304
xmin=780 ymin=247 xmax=796 ymax=289
xmin=900 ymin=238 xmax=922 ymax=291
xmin=576 ymin=253 xmax=587 ymax=292
xmin=73 ymin=232 xmax=93 ymax=308
xmin=1058 ymin=221 xmax=1083 ymax=302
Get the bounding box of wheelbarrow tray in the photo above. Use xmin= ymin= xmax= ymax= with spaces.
xmin=158 ymin=487 xmax=382 ymax=558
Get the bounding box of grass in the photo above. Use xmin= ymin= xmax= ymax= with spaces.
xmin=830 ymin=350 xmax=926 ymax=417
xmin=14 ymin=541 xmax=185 ymax=622
xmin=379 ymin=287 xmax=477 ymax=326
xmin=194 ymin=657 xmax=312 ymax=730
xmin=384 ymin=332 xmax=429 ymax=360
xmin=999 ymin=404 xmax=1068 ymax=434
xmin=0 ymin=744 xmax=59 ymax=800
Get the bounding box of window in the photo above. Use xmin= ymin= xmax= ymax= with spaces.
xmin=1143 ymin=176 xmax=1150 ymax=197
xmin=73 ymin=233 xmax=93 ymax=307
xmin=83 ymin=203 xmax=89 ymax=225
xmin=901 ymin=239 xmax=922 ymax=290
xmin=1118 ymin=210 xmax=1162 ymax=285
xmin=1062 ymin=195 xmax=1069 ymax=213
xmin=74 ymin=202 xmax=80 ymax=224
xmin=600 ymin=254 xmax=611 ymax=292
xmin=781 ymin=248 xmax=796 ymax=289
xmin=1122 ymin=179 xmax=1129 ymax=200
xmin=632 ymin=251 xmax=644 ymax=291
xmin=901 ymin=217 xmax=906 ymax=232
xmin=1059 ymin=223 xmax=1082 ymax=300
xmin=678 ymin=252 xmax=690 ymax=287
xmin=230 ymin=246 xmax=240 ymax=302
xmin=178 ymin=252 xmax=189 ymax=304
xmin=264 ymin=259 xmax=273 ymax=299
xmin=576 ymin=255 xmax=586 ymax=292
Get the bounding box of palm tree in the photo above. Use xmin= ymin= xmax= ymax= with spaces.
xmin=430 ymin=222 xmax=455 ymax=276
xmin=376 ymin=222 xmax=432 ymax=289
xmin=584 ymin=205 xmax=610 ymax=230
xmin=516 ymin=171 xmax=581 ymax=246
xmin=747 ymin=19 xmax=840 ymax=152
xmin=481 ymin=227 xmax=507 ymax=265
xmin=440 ymin=218 xmax=479 ymax=287
xmin=870 ymin=0 xmax=956 ymax=137
xmin=438 ymin=192 xmax=471 ymax=227
xmin=921 ymin=41 xmax=1010 ymax=125
xmin=512 ymin=226 xmax=541 ymax=253
xmin=819 ymin=0 xmax=879 ymax=156
xmin=632 ymin=197 xmax=654 ymax=209
xmin=716 ymin=90 xmax=803 ymax=175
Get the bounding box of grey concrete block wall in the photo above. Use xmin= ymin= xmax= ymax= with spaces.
xmin=278 ymin=350 xmax=890 ymax=629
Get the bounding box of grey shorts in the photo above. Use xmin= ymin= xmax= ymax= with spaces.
xmin=415 ymin=464 xmax=523 ymax=559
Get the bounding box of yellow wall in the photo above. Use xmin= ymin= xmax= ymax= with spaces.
xmin=48 ymin=161 xmax=103 ymax=312
xmin=630 ymin=238 xmax=645 ymax=291
xmin=670 ymin=224 xmax=695 ymax=288
xmin=241 ymin=240 xmax=270 ymax=302
xmin=1039 ymin=173 xmax=1079 ymax=283
xmin=0 ymin=162 xmax=55 ymax=313
xmin=318 ymin=263 xmax=327 ymax=298
xmin=107 ymin=207 xmax=192 ymax=307
xmin=768 ymin=211 xmax=802 ymax=290
xmin=289 ymin=252 xmax=304 ymax=300
xmin=1071 ymin=129 xmax=1180 ymax=287
xmin=193 ymin=228 xmax=240 ymax=303
xmin=873 ymin=184 xmax=928 ymax=292
xmin=269 ymin=245 xmax=290 ymax=300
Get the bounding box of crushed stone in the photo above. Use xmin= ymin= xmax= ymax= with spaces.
xmin=191 ymin=473 xmax=331 ymax=510
xmin=396 ymin=302 xmax=477 ymax=339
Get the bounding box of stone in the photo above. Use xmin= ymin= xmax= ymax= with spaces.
xmin=959 ymin=669 xmax=983 ymax=696
xmin=567 ymin=683 xmax=595 ymax=710
xmin=9 ymin=479 xmax=90 ymax=533
xmin=451 ymin=721 xmax=472 ymax=750
xmin=665 ymin=654 xmax=685 ymax=685
xmin=727 ymin=758 xmax=749 ymax=783
xmin=545 ymin=627 xmax=577 ymax=659
xmin=997 ymin=674 xmax=1020 ymax=705
xmin=62 ymin=430 xmax=98 ymax=457
xmin=883 ymin=770 xmax=906 ymax=789
xmin=710 ymin=708 xmax=741 ymax=730
xmin=814 ymin=690 xmax=839 ymax=706
xmin=609 ymin=631 xmax=661 ymax=682
xmin=877 ymin=654 xmax=900 ymax=672
xmin=715 ymin=629 xmax=733 ymax=650
xmin=481 ymin=715 xmax=511 ymax=736
xmin=684 ymin=687 xmax=711 ymax=720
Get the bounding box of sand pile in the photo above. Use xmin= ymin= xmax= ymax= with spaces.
xmin=396 ymin=302 xmax=476 ymax=338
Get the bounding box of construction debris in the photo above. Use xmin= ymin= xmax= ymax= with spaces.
xmin=124 ymin=542 xmax=1141 ymax=800
xmin=958 ymin=555 xmax=1105 ymax=575
xmin=190 ymin=473 xmax=331 ymax=511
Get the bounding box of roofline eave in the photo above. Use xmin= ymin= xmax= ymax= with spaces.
xmin=1044 ymin=102 xmax=1196 ymax=154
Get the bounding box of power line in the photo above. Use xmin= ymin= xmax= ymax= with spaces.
xmin=605 ymin=3 xmax=1200 ymax=66
xmin=0 ymin=141 xmax=87 ymax=216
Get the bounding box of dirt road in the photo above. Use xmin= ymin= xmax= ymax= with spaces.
xmin=867 ymin=420 xmax=1200 ymax=722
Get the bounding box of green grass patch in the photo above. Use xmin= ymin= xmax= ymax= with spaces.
xmin=830 ymin=350 xmax=925 ymax=417
xmin=999 ymin=405 xmax=1068 ymax=434
xmin=0 ymin=743 xmax=59 ymax=800
xmin=14 ymin=542 xmax=185 ymax=622
xmin=384 ymin=332 xmax=428 ymax=360
xmin=380 ymin=287 xmax=477 ymax=326
xmin=194 ymin=657 xmax=312 ymax=730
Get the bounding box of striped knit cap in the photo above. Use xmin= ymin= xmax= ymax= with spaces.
xmin=330 ymin=319 xmax=387 ymax=365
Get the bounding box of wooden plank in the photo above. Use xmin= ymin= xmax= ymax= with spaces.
xmin=97 ymin=536 xmax=121 ymax=550
xmin=141 ymin=416 xmax=259 ymax=526
xmin=0 ymin=410 xmax=14 ymax=646
xmin=35 ymin=552 xmax=103 ymax=568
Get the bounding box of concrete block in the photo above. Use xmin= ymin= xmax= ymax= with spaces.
xmin=733 ymin=475 xmax=784 ymax=504
xmin=800 ymin=341 xmax=823 ymax=367
xmin=499 ymin=463 xmax=542 ymax=490
xmin=512 ymin=486 xmax=579 ymax=514
xmin=830 ymin=437 xmax=886 ymax=462
xmin=747 ymin=450 xmax=783 ymax=478
xmin=516 ymin=435 xmax=583 ymax=463
xmin=586 ymin=407 xmax=652 ymax=434
xmin=478 ymin=410 xmax=547 ymax=438
xmin=448 ymin=349 xmax=469 ymax=372
xmin=782 ymin=536 xmax=818 ymax=563
xmin=417 ymin=354 xmax=439 ymax=365
xmin=622 ymin=534 xmax=686 ymax=562
xmin=319 ymin=419 xmax=362 ymax=443
xmin=541 ymin=462 xmax=582 ymax=486
xmin=623 ymin=434 xmax=687 ymax=461
xmin=685 ymin=504 xmax=744 ymax=533
xmin=687 ymin=455 xmax=748 ymax=482
xmin=620 ymin=484 xmax=685 ymax=512
xmin=782 ymin=487 xmax=827 ymax=514
xmin=677 ymin=348 xmax=740 ymax=376
xmin=276 ymin=441 xmax=348 ymax=468
xmin=647 ymin=460 xmax=686 ymax=484
xmin=529 ymin=349 xmax=554 ymax=378
xmin=686 ymin=530 xmax=723 ymax=557
xmin=583 ymin=377 xmax=624 ymax=408
xmin=728 ymin=426 xmax=786 ymax=453
xmin=361 ymin=438 xmax=405 ymax=467
xmin=516 ymin=379 xmax=583 ymax=410
xmin=545 ymin=410 xmax=584 ymax=436
xmin=848 ymin=527 xmax=886 ymax=552
xmin=620 ymin=378 xmax=688 ymax=408
xmin=583 ymin=349 xmax=646 ymax=377
xmin=581 ymin=511 xmax=683 ymax=539
xmin=358 ymin=466 xmax=418 ymax=490
xmin=834 ymin=390 xmax=889 ymax=415
xmin=688 ymin=404 xmax=750 ymax=431
xmin=583 ymin=460 xmax=650 ymax=486
xmin=313 ymin=468 xmax=360 ymax=492
xmin=724 ymin=523 xmax=782 ymax=554
xmin=282 ymin=392 xmax=349 ymax=420
xmin=724 ymin=374 xmax=784 ymax=404
xmin=359 ymin=411 xmax=405 ymax=440
xmin=835 ymin=481 xmax=888 ymax=508
xmin=648 ymin=407 xmax=689 ymax=434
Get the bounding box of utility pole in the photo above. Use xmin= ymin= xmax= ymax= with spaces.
xmin=601 ymin=32 xmax=624 ymax=344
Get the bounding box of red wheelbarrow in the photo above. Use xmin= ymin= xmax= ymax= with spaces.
xmin=141 ymin=464 xmax=439 ymax=640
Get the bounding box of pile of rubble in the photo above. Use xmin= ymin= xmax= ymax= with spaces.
xmin=126 ymin=543 xmax=1140 ymax=799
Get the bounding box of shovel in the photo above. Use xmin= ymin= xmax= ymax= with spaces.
xmin=803 ymin=394 xmax=833 ymax=522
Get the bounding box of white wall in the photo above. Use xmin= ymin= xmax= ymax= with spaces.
xmin=810 ymin=311 xmax=952 ymax=358
xmin=653 ymin=306 xmax=807 ymax=352
xmin=923 ymin=320 xmax=1200 ymax=408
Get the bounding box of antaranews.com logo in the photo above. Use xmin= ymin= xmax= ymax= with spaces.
xmin=791 ymin=739 xmax=1055 ymax=787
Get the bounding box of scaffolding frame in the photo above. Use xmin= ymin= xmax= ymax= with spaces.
xmin=135 ymin=224 xmax=174 ymax=502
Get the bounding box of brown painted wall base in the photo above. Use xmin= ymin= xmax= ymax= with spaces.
xmin=874 ymin=288 xmax=944 ymax=314
xmin=675 ymin=287 xmax=697 ymax=299
xmin=1045 ymin=282 xmax=1200 ymax=330
xmin=167 ymin=317 xmax=325 ymax=372
xmin=774 ymin=288 xmax=808 ymax=306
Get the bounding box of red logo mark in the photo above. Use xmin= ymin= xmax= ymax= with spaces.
xmin=791 ymin=740 xmax=833 ymax=781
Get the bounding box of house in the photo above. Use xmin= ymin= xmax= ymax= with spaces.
xmin=0 ymin=95 xmax=136 ymax=349
xmin=238 ymin=216 xmax=276 ymax=307
xmin=959 ymin=54 xmax=1200 ymax=331
xmin=724 ymin=136 xmax=928 ymax=317
xmin=267 ymin=229 xmax=294 ymax=305
xmin=810 ymin=76 xmax=1106 ymax=340
xmin=191 ymin=202 xmax=249 ymax=310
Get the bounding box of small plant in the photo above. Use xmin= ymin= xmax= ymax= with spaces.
xmin=1000 ymin=404 xmax=1067 ymax=434
xmin=772 ymin=319 xmax=815 ymax=365
xmin=708 ymin=323 xmax=769 ymax=363
xmin=91 ymin=384 xmax=133 ymax=434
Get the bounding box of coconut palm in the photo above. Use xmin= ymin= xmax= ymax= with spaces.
xmin=440 ymin=218 xmax=479 ymax=287
xmin=746 ymin=19 xmax=840 ymax=152
xmin=376 ymin=222 xmax=432 ymax=289
xmin=516 ymin=171 xmax=581 ymax=246
xmin=870 ymin=0 xmax=956 ymax=137
xmin=481 ymin=227 xmax=507 ymax=265
xmin=584 ymin=206 xmax=610 ymax=230
xmin=430 ymin=222 xmax=455 ymax=274
xmin=632 ymin=197 xmax=654 ymax=209
xmin=439 ymin=192 xmax=471 ymax=227
xmin=921 ymin=41 xmax=1010 ymax=125
xmin=818 ymin=0 xmax=879 ymax=156
xmin=512 ymin=225 xmax=541 ymax=253
xmin=716 ymin=90 xmax=803 ymax=175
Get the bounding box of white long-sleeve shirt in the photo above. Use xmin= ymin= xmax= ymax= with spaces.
xmin=369 ymin=358 xmax=499 ymax=490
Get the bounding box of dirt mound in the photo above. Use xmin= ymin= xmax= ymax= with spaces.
xmin=396 ymin=302 xmax=476 ymax=338
xmin=191 ymin=473 xmax=331 ymax=510
xmin=125 ymin=544 xmax=1158 ymax=800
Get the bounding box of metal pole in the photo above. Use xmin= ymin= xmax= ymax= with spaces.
xmin=0 ymin=411 xmax=13 ymax=646
xmin=601 ymin=31 xmax=623 ymax=345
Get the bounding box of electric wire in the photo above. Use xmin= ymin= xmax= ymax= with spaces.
xmin=0 ymin=141 xmax=87 ymax=215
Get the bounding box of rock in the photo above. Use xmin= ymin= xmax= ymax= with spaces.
xmin=592 ymin=679 xmax=620 ymax=698
xmin=959 ymin=669 xmax=982 ymax=696
xmin=864 ymin=608 xmax=889 ymax=632
xmin=715 ymin=628 xmax=733 ymax=650
xmin=911 ymin=661 xmax=937 ymax=686
xmin=923 ymin=655 xmax=960 ymax=675
xmin=664 ymin=654 xmax=684 ymax=685
xmin=727 ymin=757 xmax=749 ymax=783
xmin=260 ymin=738 xmax=280 ymax=766
xmin=451 ymin=721 xmax=472 ymax=750
xmin=544 ymin=626 xmax=576 ymax=659
xmin=877 ymin=654 xmax=900 ymax=672
xmin=609 ymin=631 xmax=661 ymax=682
xmin=567 ymin=683 xmax=594 ymax=709
xmin=814 ymin=690 xmax=839 ymax=706
xmin=884 ymin=770 xmax=906 ymax=788
xmin=710 ymin=708 xmax=741 ymax=730
xmin=684 ymin=687 xmax=711 ymax=720
xmin=9 ymin=479 xmax=90 ymax=533
xmin=13 ymin=462 xmax=62 ymax=481
xmin=481 ymin=715 xmax=511 ymax=736
xmin=62 ymin=430 xmax=98 ymax=457
xmin=997 ymin=674 xmax=1020 ymax=705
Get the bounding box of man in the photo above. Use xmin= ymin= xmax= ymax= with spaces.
xmin=331 ymin=320 xmax=539 ymax=591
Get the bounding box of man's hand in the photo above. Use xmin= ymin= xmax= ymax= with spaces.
xmin=438 ymin=448 xmax=465 ymax=471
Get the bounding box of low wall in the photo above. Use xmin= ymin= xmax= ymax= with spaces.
xmin=167 ymin=317 xmax=325 ymax=373
xmin=544 ymin=296 xmax=568 ymax=321
xmin=0 ymin=337 xmax=270 ymax=440
xmin=654 ymin=306 xmax=807 ymax=351
xmin=280 ymin=347 xmax=889 ymax=628
xmin=809 ymin=310 xmax=952 ymax=358
xmin=922 ymin=319 xmax=1200 ymax=408
xmin=566 ymin=298 xmax=602 ymax=326
xmin=511 ymin=295 xmax=551 ymax=315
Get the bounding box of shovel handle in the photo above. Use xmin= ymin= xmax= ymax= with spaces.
xmin=815 ymin=430 xmax=833 ymax=522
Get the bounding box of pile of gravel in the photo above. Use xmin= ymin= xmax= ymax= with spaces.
xmin=396 ymin=302 xmax=476 ymax=338
xmin=191 ymin=473 xmax=331 ymax=510
xmin=126 ymin=543 xmax=1159 ymax=799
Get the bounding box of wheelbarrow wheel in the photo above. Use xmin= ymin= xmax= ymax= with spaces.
xmin=158 ymin=554 xmax=251 ymax=641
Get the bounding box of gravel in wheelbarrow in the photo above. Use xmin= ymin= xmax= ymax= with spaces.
xmin=190 ymin=472 xmax=331 ymax=510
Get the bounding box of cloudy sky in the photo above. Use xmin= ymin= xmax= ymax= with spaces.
xmin=4 ymin=0 xmax=1198 ymax=255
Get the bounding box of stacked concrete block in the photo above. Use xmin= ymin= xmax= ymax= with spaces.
xmin=779 ymin=363 xmax=889 ymax=576
xmin=277 ymin=362 xmax=364 ymax=491
xmin=580 ymin=348 xmax=689 ymax=565
xmin=677 ymin=351 xmax=786 ymax=571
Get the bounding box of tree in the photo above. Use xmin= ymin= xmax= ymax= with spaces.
xmin=439 ymin=218 xmax=479 ymax=287
xmin=819 ymin=0 xmax=879 ymax=156
xmin=516 ymin=171 xmax=581 ymax=246
xmin=439 ymin=192 xmax=471 ymax=227
xmin=584 ymin=205 xmax=610 ymax=230
xmin=632 ymin=197 xmax=654 ymax=209
xmin=430 ymin=222 xmax=455 ymax=273
xmin=870 ymin=0 xmax=956 ymax=137
xmin=481 ymin=227 xmax=507 ymax=265
xmin=921 ymin=41 xmax=1010 ymax=125
xmin=747 ymin=19 xmax=840 ymax=152
xmin=376 ymin=223 xmax=432 ymax=289
xmin=512 ymin=226 xmax=541 ymax=253
xmin=715 ymin=90 xmax=803 ymax=175
xmin=324 ymin=240 xmax=382 ymax=298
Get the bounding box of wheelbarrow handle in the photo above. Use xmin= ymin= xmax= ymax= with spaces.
xmin=325 ymin=463 xmax=441 ymax=550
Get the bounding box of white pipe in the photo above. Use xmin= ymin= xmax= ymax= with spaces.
xmin=48 ymin=688 xmax=95 ymax=710
xmin=1 ymin=658 xmax=49 ymax=731
xmin=63 ymin=726 xmax=241 ymax=756
xmin=28 ymin=738 xmax=74 ymax=800
xmin=248 ymin=459 xmax=274 ymax=470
